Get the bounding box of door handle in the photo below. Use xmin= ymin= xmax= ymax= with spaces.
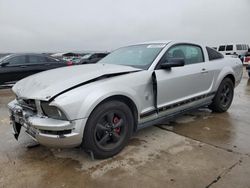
xmin=201 ymin=68 xmax=208 ymax=74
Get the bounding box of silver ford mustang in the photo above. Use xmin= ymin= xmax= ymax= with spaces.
xmin=8 ymin=41 xmax=243 ymax=159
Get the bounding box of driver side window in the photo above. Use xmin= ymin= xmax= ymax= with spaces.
xmin=162 ymin=44 xmax=204 ymax=65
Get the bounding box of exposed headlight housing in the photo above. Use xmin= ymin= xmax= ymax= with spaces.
xmin=41 ymin=102 xmax=67 ymax=120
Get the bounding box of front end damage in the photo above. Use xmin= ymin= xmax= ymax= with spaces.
xmin=8 ymin=99 xmax=86 ymax=147
xmin=8 ymin=64 xmax=141 ymax=147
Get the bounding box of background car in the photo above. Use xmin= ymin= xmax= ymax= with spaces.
xmin=79 ymin=53 xmax=109 ymax=64
xmin=0 ymin=53 xmax=72 ymax=85
xmin=218 ymin=44 xmax=249 ymax=61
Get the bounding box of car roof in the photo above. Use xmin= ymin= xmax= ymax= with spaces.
xmin=134 ymin=40 xmax=205 ymax=47
xmin=5 ymin=53 xmax=57 ymax=58
xmin=136 ymin=40 xmax=172 ymax=45
xmin=0 ymin=53 xmax=60 ymax=62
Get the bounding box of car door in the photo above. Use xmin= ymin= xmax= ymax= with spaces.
xmin=27 ymin=54 xmax=45 ymax=75
xmin=27 ymin=55 xmax=52 ymax=75
xmin=0 ymin=55 xmax=29 ymax=85
xmin=155 ymin=44 xmax=214 ymax=113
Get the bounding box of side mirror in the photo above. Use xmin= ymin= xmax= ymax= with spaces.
xmin=160 ymin=58 xmax=185 ymax=69
xmin=0 ymin=62 xmax=9 ymax=67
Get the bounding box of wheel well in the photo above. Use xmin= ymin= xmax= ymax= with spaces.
xmin=98 ymin=95 xmax=138 ymax=132
xmin=224 ymin=74 xmax=235 ymax=87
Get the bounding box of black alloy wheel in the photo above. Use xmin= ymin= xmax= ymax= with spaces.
xmin=94 ymin=111 xmax=126 ymax=151
xmin=219 ymin=83 xmax=233 ymax=108
xmin=209 ymin=78 xmax=234 ymax=113
xmin=82 ymin=100 xmax=134 ymax=159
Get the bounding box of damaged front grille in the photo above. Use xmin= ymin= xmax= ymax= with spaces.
xmin=17 ymin=99 xmax=37 ymax=112
xmin=40 ymin=129 xmax=72 ymax=135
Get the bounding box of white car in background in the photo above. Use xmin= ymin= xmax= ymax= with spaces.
xmin=218 ymin=44 xmax=249 ymax=61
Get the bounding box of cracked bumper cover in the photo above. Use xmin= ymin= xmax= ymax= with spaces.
xmin=8 ymin=100 xmax=87 ymax=148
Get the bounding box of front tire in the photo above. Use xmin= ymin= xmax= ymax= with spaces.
xmin=209 ymin=78 xmax=234 ymax=113
xmin=82 ymin=101 xmax=134 ymax=159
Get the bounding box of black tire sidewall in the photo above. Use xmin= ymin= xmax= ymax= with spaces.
xmin=82 ymin=101 xmax=134 ymax=159
xmin=211 ymin=78 xmax=234 ymax=112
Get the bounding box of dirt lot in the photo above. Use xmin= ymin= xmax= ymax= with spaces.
xmin=0 ymin=70 xmax=250 ymax=188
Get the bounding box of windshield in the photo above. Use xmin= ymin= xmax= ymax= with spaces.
xmin=0 ymin=55 xmax=11 ymax=62
xmin=98 ymin=44 xmax=165 ymax=69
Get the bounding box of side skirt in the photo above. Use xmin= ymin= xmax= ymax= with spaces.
xmin=136 ymin=101 xmax=211 ymax=131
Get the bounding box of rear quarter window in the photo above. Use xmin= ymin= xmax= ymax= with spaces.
xmin=28 ymin=55 xmax=46 ymax=64
xmin=206 ymin=47 xmax=224 ymax=61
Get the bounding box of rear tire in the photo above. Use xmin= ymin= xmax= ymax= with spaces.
xmin=209 ymin=78 xmax=234 ymax=113
xmin=82 ymin=101 xmax=134 ymax=159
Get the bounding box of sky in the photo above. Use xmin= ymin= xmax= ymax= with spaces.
xmin=0 ymin=0 xmax=249 ymax=52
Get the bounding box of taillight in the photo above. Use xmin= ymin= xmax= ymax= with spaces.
xmin=67 ymin=61 xmax=73 ymax=66
xmin=245 ymin=57 xmax=250 ymax=63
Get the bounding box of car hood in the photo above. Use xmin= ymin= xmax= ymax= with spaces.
xmin=13 ymin=64 xmax=141 ymax=101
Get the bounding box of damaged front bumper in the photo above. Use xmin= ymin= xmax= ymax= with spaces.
xmin=8 ymin=100 xmax=87 ymax=148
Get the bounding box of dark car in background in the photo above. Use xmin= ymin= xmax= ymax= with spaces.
xmin=0 ymin=53 xmax=71 ymax=85
xmin=79 ymin=53 xmax=109 ymax=64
